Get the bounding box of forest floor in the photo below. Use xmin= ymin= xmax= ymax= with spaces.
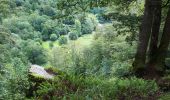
xmin=159 ymin=92 xmax=170 ymax=100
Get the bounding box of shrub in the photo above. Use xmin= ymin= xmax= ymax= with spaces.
xmin=42 ymin=20 xmax=59 ymax=41
xmin=0 ymin=32 xmax=29 ymax=99
xmin=50 ymin=46 xmax=71 ymax=70
xmin=29 ymin=13 xmax=46 ymax=32
xmin=93 ymin=77 xmax=160 ymax=100
xmin=58 ymin=36 xmax=68 ymax=45
xmin=81 ymin=18 xmax=94 ymax=34
xmin=35 ymin=75 xmax=86 ymax=100
xmin=40 ymin=5 xmax=56 ymax=17
xmin=34 ymin=75 xmax=159 ymax=100
xmin=50 ymin=34 xmax=58 ymax=41
xmin=75 ymin=19 xmax=82 ymax=37
xmin=58 ymin=26 xmax=69 ymax=35
xmin=68 ymin=32 xmax=78 ymax=40
xmin=81 ymin=14 xmax=98 ymax=35
xmin=2 ymin=16 xmax=38 ymax=40
xmin=63 ymin=16 xmax=75 ymax=25
xmin=15 ymin=0 xmax=24 ymax=6
xmin=21 ymin=40 xmax=47 ymax=65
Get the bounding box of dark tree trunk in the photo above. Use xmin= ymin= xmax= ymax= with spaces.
xmin=133 ymin=0 xmax=170 ymax=78
xmin=133 ymin=0 xmax=154 ymax=74
xmin=155 ymin=6 xmax=170 ymax=71
xmin=148 ymin=0 xmax=162 ymax=63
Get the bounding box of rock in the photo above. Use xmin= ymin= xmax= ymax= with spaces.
xmin=30 ymin=65 xmax=54 ymax=79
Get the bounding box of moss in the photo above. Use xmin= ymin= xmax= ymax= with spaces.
xmin=44 ymin=66 xmax=66 ymax=76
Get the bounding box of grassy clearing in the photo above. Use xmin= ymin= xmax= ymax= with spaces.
xmin=42 ymin=33 xmax=94 ymax=52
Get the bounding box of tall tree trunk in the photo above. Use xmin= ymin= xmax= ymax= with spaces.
xmin=155 ymin=6 xmax=170 ymax=71
xmin=133 ymin=0 xmax=154 ymax=74
xmin=148 ymin=0 xmax=162 ymax=63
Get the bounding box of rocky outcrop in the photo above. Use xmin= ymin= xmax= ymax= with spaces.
xmin=29 ymin=65 xmax=54 ymax=79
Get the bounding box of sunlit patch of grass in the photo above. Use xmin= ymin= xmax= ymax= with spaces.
xmin=42 ymin=41 xmax=50 ymax=49
xmin=42 ymin=34 xmax=94 ymax=52
xmin=69 ymin=34 xmax=94 ymax=51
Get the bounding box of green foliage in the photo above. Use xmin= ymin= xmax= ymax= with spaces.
xmin=0 ymin=0 xmax=10 ymax=20
xmin=50 ymin=33 xmax=58 ymax=41
xmin=15 ymin=0 xmax=24 ymax=6
xmin=81 ymin=16 xmax=97 ymax=34
xmin=58 ymin=36 xmax=68 ymax=45
xmin=35 ymin=75 xmax=85 ymax=99
xmin=50 ymin=46 xmax=71 ymax=71
xmin=0 ymin=29 xmax=29 ymax=99
xmin=40 ymin=5 xmax=56 ymax=17
xmin=63 ymin=16 xmax=75 ymax=25
xmin=29 ymin=13 xmax=47 ymax=32
xmin=68 ymin=32 xmax=78 ymax=40
xmin=0 ymin=0 xmax=161 ymax=99
xmin=49 ymin=41 xmax=54 ymax=48
xmin=96 ymin=77 xmax=159 ymax=99
xmin=41 ymin=19 xmax=59 ymax=41
xmin=34 ymin=75 xmax=159 ymax=100
xmin=3 ymin=16 xmax=41 ymax=40
xmin=75 ymin=19 xmax=82 ymax=37
xmin=21 ymin=40 xmax=47 ymax=65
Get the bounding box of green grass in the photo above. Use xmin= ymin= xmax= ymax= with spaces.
xmin=42 ymin=41 xmax=50 ymax=49
xmin=69 ymin=34 xmax=94 ymax=51
xmin=42 ymin=34 xmax=94 ymax=52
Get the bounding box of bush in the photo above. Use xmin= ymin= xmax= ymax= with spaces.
xmin=75 ymin=19 xmax=82 ymax=37
xmin=35 ymin=75 xmax=86 ymax=100
xmin=81 ymin=14 xmax=98 ymax=34
xmin=0 ymin=32 xmax=29 ymax=99
xmin=34 ymin=75 xmax=159 ymax=100
xmin=21 ymin=40 xmax=47 ymax=65
xmin=68 ymin=32 xmax=78 ymax=40
xmin=97 ymin=77 xmax=159 ymax=100
xmin=15 ymin=0 xmax=24 ymax=6
xmin=40 ymin=5 xmax=56 ymax=17
xmin=50 ymin=46 xmax=72 ymax=70
xmin=58 ymin=26 xmax=69 ymax=36
xmin=42 ymin=20 xmax=59 ymax=41
xmin=29 ymin=13 xmax=46 ymax=32
xmin=2 ymin=16 xmax=39 ymax=40
xmin=81 ymin=18 xmax=94 ymax=34
xmin=58 ymin=36 xmax=68 ymax=45
xmin=63 ymin=16 xmax=75 ymax=25
xmin=50 ymin=34 xmax=58 ymax=41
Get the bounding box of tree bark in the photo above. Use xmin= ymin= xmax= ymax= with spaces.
xmin=148 ymin=0 xmax=162 ymax=63
xmin=156 ymin=5 xmax=170 ymax=71
xmin=133 ymin=0 xmax=154 ymax=73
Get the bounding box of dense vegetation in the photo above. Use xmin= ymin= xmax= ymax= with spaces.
xmin=0 ymin=0 xmax=170 ymax=99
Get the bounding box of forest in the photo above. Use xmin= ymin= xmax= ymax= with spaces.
xmin=0 ymin=0 xmax=170 ymax=99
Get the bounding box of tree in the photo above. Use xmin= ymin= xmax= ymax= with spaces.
xmin=0 ymin=26 xmax=29 ymax=99
xmin=133 ymin=0 xmax=170 ymax=78
xmin=21 ymin=40 xmax=47 ymax=65
xmin=0 ymin=0 xmax=10 ymax=23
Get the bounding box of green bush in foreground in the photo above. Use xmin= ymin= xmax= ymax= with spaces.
xmin=34 ymin=76 xmax=159 ymax=100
